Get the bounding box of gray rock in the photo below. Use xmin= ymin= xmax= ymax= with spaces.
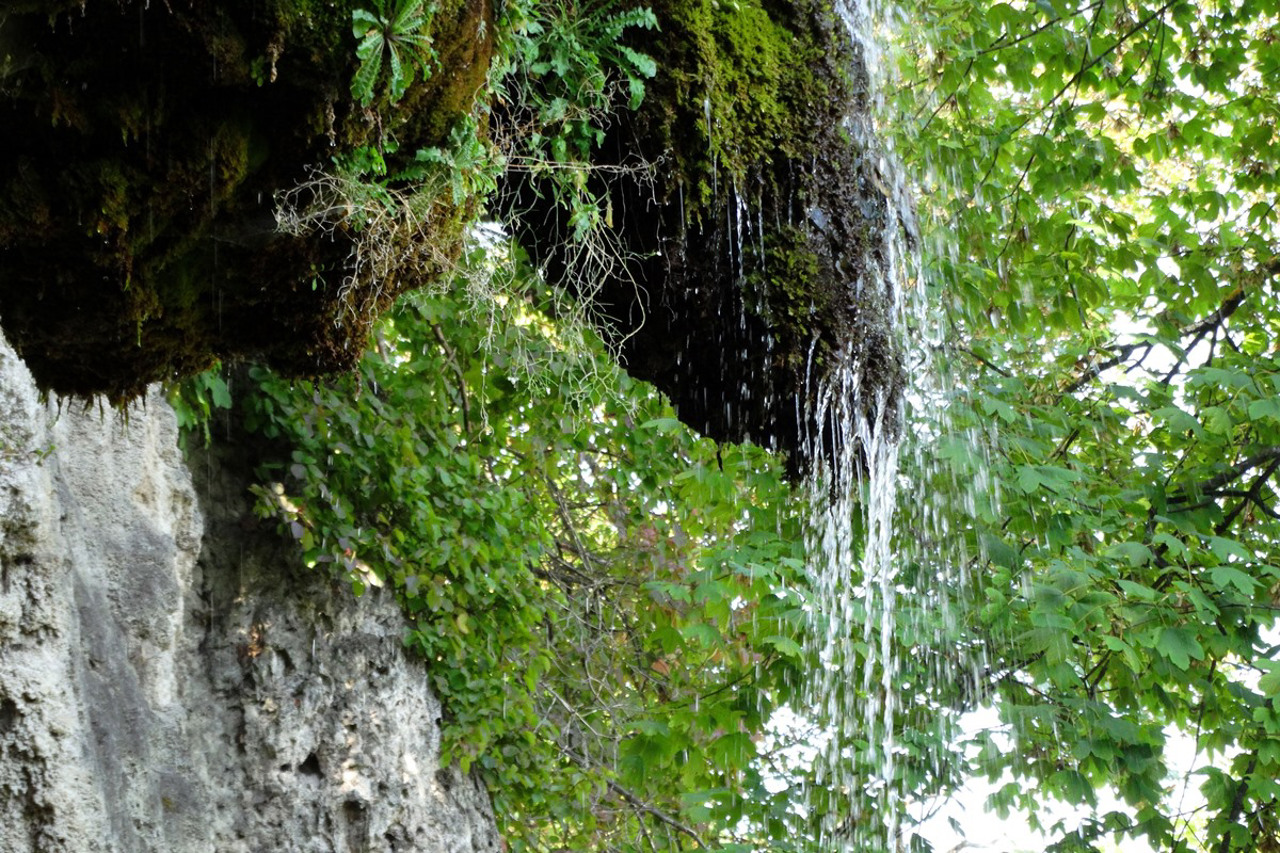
xmin=0 ymin=337 xmax=500 ymax=853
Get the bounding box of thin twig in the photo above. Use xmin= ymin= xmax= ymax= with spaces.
xmin=430 ymin=323 xmax=470 ymax=434
xmin=602 ymin=777 xmax=711 ymax=850
xmin=1187 ymin=447 xmax=1280 ymax=496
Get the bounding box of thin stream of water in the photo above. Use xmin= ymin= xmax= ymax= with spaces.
xmin=804 ymin=368 xmax=905 ymax=850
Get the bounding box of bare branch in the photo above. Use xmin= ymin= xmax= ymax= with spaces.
xmin=602 ymin=777 xmax=711 ymax=850
xmin=1062 ymin=285 xmax=1247 ymax=395
xmin=1060 ymin=342 xmax=1151 ymax=395
xmin=1215 ymin=456 xmax=1280 ymax=536
xmin=559 ymin=745 xmax=711 ymax=850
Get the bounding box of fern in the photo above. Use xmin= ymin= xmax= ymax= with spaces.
xmin=351 ymin=0 xmax=438 ymax=107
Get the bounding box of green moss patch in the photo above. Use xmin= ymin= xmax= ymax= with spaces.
xmin=0 ymin=0 xmax=491 ymax=401
xmin=504 ymin=0 xmax=904 ymax=472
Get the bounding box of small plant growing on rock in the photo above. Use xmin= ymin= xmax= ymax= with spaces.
xmin=351 ymin=0 xmax=438 ymax=106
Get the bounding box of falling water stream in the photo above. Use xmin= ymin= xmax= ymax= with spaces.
xmin=793 ymin=0 xmax=990 ymax=848
xmin=804 ymin=368 xmax=906 ymax=850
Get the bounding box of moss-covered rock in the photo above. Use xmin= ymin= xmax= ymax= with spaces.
xmin=0 ymin=0 xmax=907 ymax=470
xmin=502 ymin=0 xmax=906 ymax=472
xmin=0 ymin=0 xmax=492 ymax=401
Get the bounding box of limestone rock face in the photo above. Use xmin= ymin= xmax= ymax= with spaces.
xmin=0 ymin=336 xmax=499 ymax=853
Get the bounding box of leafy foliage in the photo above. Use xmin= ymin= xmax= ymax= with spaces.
xmin=887 ymin=0 xmax=1280 ymax=848
xmin=494 ymin=0 xmax=658 ymax=159
xmin=490 ymin=0 xmax=658 ymax=240
xmin=184 ymin=0 xmax=1280 ymax=849
xmin=238 ymin=249 xmax=813 ymax=852
xmin=351 ymin=0 xmax=438 ymax=106
xmin=167 ymin=366 xmax=232 ymax=449
xmin=309 ymin=0 xmax=659 ymax=326
xmin=230 ymin=2 xmax=835 ymax=849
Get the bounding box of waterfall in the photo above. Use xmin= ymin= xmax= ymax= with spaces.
xmin=804 ymin=367 xmax=906 ymax=850
xmin=796 ymin=0 xmax=988 ymax=848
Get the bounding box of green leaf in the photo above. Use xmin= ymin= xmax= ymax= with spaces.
xmin=1157 ymin=627 xmax=1204 ymax=671
xmin=352 ymin=43 xmax=385 ymax=105
xmin=1209 ymin=564 xmax=1257 ymax=595
xmin=209 ymin=376 xmax=232 ymax=409
xmin=1201 ymin=406 xmax=1234 ymax=436
xmin=1107 ymin=542 xmax=1153 ymax=568
xmin=680 ymin=623 xmax=721 ymax=647
xmin=640 ymin=417 xmax=682 ymax=432
xmin=1154 ymin=406 xmax=1202 ymax=437
xmin=1207 ymin=536 xmax=1252 ymax=564
xmin=1116 ymin=579 xmax=1158 ymax=601
xmin=352 ymin=7 xmax=381 ymax=37
xmin=391 ymin=0 xmax=427 ymax=33
xmin=1247 ymin=398 xmax=1280 ymax=423
xmin=1259 ymin=660 xmax=1280 ymax=697
xmin=387 ymin=43 xmax=407 ymax=100
xmin=762 ymin=635 xmax=803 ymax=659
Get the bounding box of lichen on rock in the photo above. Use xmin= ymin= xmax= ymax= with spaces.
xmin=0 ymin=331 xmax=501 ymax=852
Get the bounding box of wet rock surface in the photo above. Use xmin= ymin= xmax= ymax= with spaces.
xmin=0 ymin=0 xmax=907 ymax=471
xmin=0 ymin=334 xmax=500 ymax=853
xmin=502 ymin=0 xmax=907 ymax=473
xmin=0 ymin=0 xmax=491 ymax=401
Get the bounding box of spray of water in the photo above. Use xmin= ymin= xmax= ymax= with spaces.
xmin=803 ymin=367 xmax=905 ymax=850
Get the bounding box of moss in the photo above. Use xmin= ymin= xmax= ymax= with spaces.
xmin=628 ymin=0 xmax=845 ymax=210
xmin=753 ymin=226 xmax=822 ymax=326
xmin=0 ymin=0 xmax=903 ymax=469
xmin=502 ymin=0 xmax=902 ymax=472
xmin=0 ymin=0 xmax=492 ymax=402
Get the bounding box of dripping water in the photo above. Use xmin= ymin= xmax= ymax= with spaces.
xmin=803 ymin=356 xmax=904 ymax=851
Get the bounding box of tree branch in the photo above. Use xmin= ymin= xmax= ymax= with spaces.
xmin=1215 ymin=750 xmax=1259 ymax=853
xmin=1185 ymin=285 xmax=1247 ymax=339
xmin=564 ymin=745 xmax=711 ymax=850
xmin=1060 ymin=342 xmax=1151 ymax=394
xmin=1187 ymin=447 xmax=1280 ymax=496
xmin=1007 ymin=0 xmax=1180 ymax=143
xmin=603 ymin=777 xmax=711 ymax=850
xmin=430 ymin=323 xmax=470 ymax=434
xmin=1215 ymin=456 xmax=1280 ymax=536
xmin=977 ymin=0 xmax=1105 ymax=57
xmin=1061 ymin=285 xmax=1248 ymax=395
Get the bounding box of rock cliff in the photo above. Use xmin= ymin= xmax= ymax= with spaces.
xmin=0 ymin=0 xmax=906 ymax=473
xmin=0 ymin=335 xmax=499 ymax=853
